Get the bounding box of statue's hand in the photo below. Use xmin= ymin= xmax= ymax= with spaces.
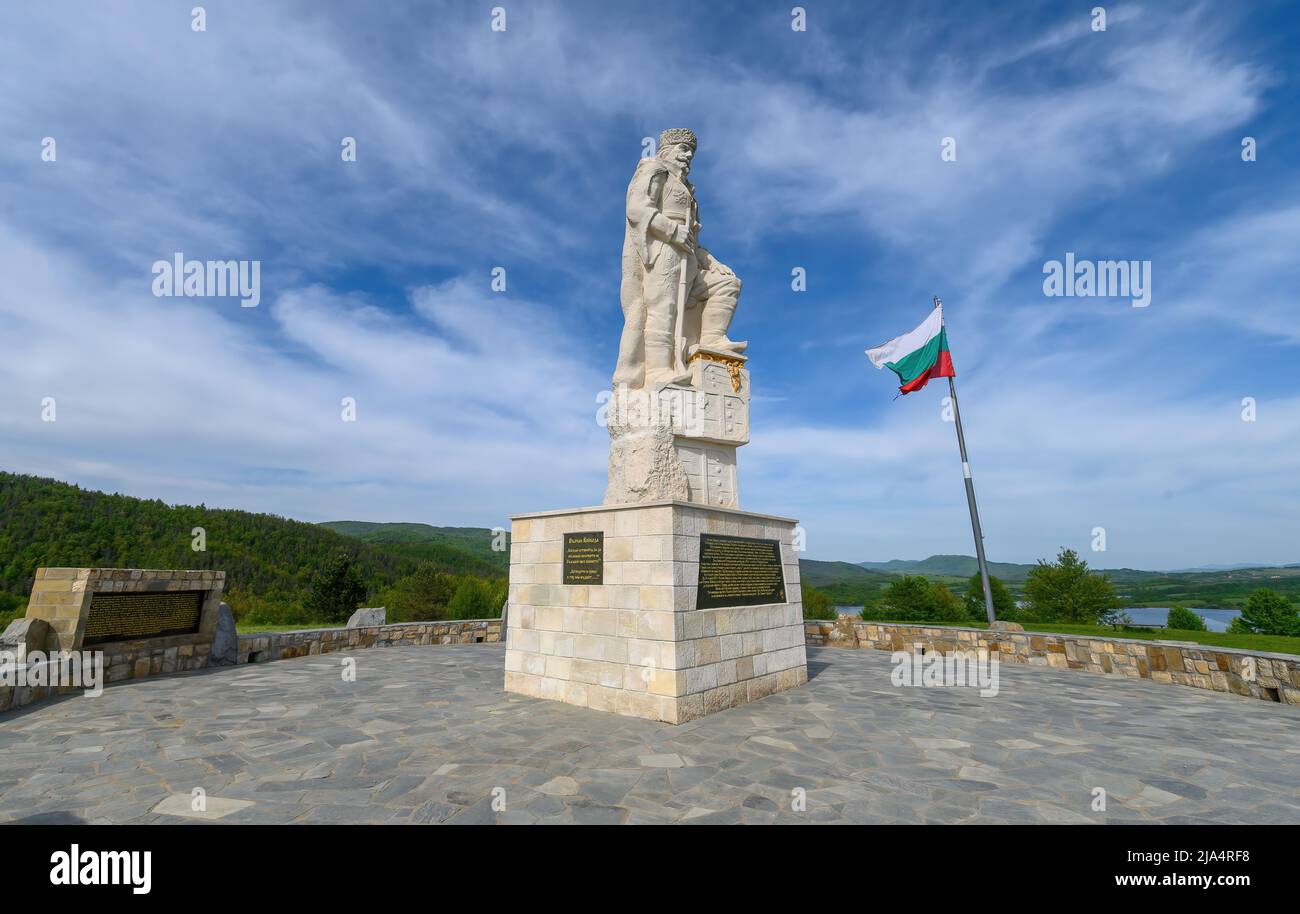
xmin=671 ymin=224 xmax=694 ymax=253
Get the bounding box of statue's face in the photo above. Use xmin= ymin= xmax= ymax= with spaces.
xmin=663 ymin=142 xmax=694 ymax=172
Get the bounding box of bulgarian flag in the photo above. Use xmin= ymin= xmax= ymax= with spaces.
xmin=865 ymin=305 xmax=955 ymax=395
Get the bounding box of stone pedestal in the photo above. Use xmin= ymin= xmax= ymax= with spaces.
xmin=604 ymin=349 xmax=750 ymax=509
xmin=503 ymin=500 xmax=807 ymax=724
xmin=674 ymin=348 xmax=748 ymax=508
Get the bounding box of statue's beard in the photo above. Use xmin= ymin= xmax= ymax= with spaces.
xmin=659 ymin=151 xmax=691 ymax=175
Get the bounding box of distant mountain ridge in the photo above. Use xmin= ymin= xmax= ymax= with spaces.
xmin=857 ymin=554 xmax=1038 ymax=581
xmin=2 ymin=468 xmax=1291 ymax=622
xmin=319 ymin=521 xmax=506 ymax=569
xmin=801 ymin=552 xmax=1300 ymax=609
xmin=1167 ymin=563 xmax=1299 ymax=573
xmin=854 ymin=554 xmax=1298 ymax=582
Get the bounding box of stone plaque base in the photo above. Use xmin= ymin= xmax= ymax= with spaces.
xmin=503 ymin=500 xmax=807 ymax=724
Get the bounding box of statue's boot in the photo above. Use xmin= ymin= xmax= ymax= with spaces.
xmin=612 ymin=319 xmax=645 ymax=387
xmin=698 ymin=298 xmax=747 ymax=356
xmin=612 ymin=363 xmax=641 ymax=388
xmin=643 ymin=330 xmax=691 ymax=387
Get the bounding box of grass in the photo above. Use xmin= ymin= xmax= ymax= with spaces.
xmin=1022 ymin=622 xmax=1300 ymax=655
xmin=235 ymin=621 xmax=345 ymax=634
xmin=852 ymin=617 xmax=1300 ymax=657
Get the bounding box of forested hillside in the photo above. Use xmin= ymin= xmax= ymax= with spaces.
xmin=0 ymin=472 xmax=500 ymax=622
xmin=799 ymin=559 xmax=895 ymax=605
xmin=858 ymin=554 xmax=1039 ymax=581
xmin=319 ymin=521 xmax=508 ymax=572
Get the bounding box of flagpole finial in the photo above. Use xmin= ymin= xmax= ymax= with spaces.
xmin=933 ymin=295 xmax=942 ymax=309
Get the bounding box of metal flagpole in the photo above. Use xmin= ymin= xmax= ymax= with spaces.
xmin=934 ymin=296 xmax=997 ymax=624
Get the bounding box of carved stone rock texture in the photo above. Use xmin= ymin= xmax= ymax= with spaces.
xmin=603 ymin=419 xmax=689 ymax=505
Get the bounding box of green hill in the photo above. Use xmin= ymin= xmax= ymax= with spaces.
xmin=1109 ymin=566 xmax=1300 ymax=607
xmin=858 ymin=554 xmax=1039 ymax=581
xmin=0 ymin=472 xmax=501 ymax=623
xmin=319 ymin=521 xmax=507 ymax=572
xmin=849 ymin=554 xmax=1300 ymax=608
xmin=798 ymin=559 xmax=895 ymax=606
xmin=6 ymin=470 xmax=1294 ymax=626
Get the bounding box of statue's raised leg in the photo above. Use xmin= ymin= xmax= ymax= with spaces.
xmin=695 ymin=260 xmax=747 ymax=356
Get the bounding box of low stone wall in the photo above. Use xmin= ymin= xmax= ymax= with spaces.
xmin=237 ymin=619 xmax=503 ymax=663
xmin=804 ymin=618 xmax=1300 ymax=705
xmin=102 ymin=632 xmax=215 ymax=682
xmin=1 ymin=618 xmax=502 ymax=715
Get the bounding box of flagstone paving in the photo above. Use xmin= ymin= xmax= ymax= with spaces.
xmin=1 ymin=645 xmax=1298 ymax=824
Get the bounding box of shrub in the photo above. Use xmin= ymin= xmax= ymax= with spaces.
xmin=446 ymin=577 xmax=507 ymax=620
xmin=381 ymin=562 xmax=460 ymax=622
xmin=930 ymin=583 xmax=968 ymax=623
xmin=961 ymin=573 xmax=1017 ymax=623
xmin=1165 ymin=604 xmax=1206 ymax=631
xmin=872 ymin=576 xmax=933 ymax=622
xmin=868 ymin=575 xmax=968 ymax=624
xmin=0 ymin=591 xmax=25 ymax=629
xmin=802 ymin=584 xmax=838 ymax=621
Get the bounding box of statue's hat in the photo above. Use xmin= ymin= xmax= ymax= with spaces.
xmin=659 ymin=128 xmax=697 ymax=150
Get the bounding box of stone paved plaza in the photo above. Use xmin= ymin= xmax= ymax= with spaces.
xmin=1 ymin=644 xmax=1298 ymax=824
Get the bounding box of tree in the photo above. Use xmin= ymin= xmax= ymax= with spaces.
xmin=1228 ymin=589 xmax=1299 ymax=636
xmin=381 ymin=562 xmax=459 ymax=622
xmin=446 ymin=577 xmax=507 ymax=620
xmin=0 ymin=590 xmax=25 ymax=629
xmin=1022 ymin=548 xmax=1120 ymax=624
xmin=867 ymin=575 xmax=932 ymax=622
xmin=962 ymin=573 xmax=1016 ymax=623
xmin=304 ymin=550 xmax=367 ymax=623
xmin=929 ymin=583 xmax=967 ymax=623
xmin=0 ymin=470 xmax=507 ymax=621
xmin=802 ymin=584 xmax=838 ymax=621
xmin=1165 ymin=604 xmax=1206 ymax=632
xmin=865 ymin=575 xmax=968 ymax=624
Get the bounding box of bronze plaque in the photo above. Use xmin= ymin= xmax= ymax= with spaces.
xmin=83 ymin=590 xmax=204 ymax=645
xmin=695 ymin=533 xmax=786 ymax=609
xmin=563 ymin=531 xmax=604 ymax=585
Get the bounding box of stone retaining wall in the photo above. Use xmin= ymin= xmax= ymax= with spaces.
xmin=804 ymin=618 xmax=1300 ymax=705
xmin=237 ymin=618 xmax=503 ymax=663
xmin=1 ymin=618 xmax=503 ymax=715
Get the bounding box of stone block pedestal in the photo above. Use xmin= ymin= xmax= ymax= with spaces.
xmin=503 ymin=500 xmax=807 ymax=724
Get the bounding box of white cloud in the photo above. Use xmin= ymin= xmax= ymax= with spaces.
xmin=0 ymin=1 xmax=1295 ymax=572
xmin=0 ymin=227 xmax=610 ymax=525
xmin=748 ymin=382 xmax=1300 ymax=569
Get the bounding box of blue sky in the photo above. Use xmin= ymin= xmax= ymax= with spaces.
xmin=1 ymin=1 xmax=1298 ymax=569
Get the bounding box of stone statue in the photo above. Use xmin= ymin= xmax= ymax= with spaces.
xmin=605 ymin=129 xmax=751 ymax=509
xmin=613 ymin=128 xmax=746 ymax=390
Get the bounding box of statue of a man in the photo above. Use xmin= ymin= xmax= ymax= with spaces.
xmin=612 ymin=128 xmax=746 ymax=389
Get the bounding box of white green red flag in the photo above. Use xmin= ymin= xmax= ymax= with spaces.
xmin=865 ymin=305 xmax=955 ymax=395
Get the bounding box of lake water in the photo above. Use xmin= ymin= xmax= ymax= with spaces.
xmin=834 ymin=606 xmax=1241 ymax=632
xmin=1123 ymin=607 xmax=1239 ymax=632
